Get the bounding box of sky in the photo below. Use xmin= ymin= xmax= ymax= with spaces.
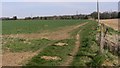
xmin=1 ymin=2 xmax=118 ymax=18
xmin=1 ymin=0 xmax=119 ymax=2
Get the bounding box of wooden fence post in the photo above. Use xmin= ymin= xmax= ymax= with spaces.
xmin=100 ymin=24 xmax=105 ymax=54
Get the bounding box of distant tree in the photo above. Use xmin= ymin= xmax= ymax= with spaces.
xmin=91 ymin=12 xmax=98 ymax=19
xmin=100 ymin=12 xmax=111 ymax=19
xmin=111 ymin=12 xmax=118 ymax=19
xmin=118 ymin=12 xmax=120 ymax=18
xmin=1 ymin=17 xmax=10 ymax=20
xmin=84 ymin=15 xmax=89 ymax=19
xmin=44 ymin=17 xmax=47 ymax=20
xmin=53 ymin=16 xmax=57 ymax=20
xmin=32 ymin=16 xmax=39 ymax=19
xmin=90 ymin=11 xmax=118 ymax=19
xmin=13 ymin=16 xmax=17 ymax=20
xmin=24 ymin=17 xmax=32 ymax=20
xmin=40 ymin=17 xmax=43 ymax=20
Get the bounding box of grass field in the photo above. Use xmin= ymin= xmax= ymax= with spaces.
xmin=3 ymin=19 xmax=88 ymax=52
xmin=2 ymin=19 xmax=118 ymax=66
xmin=2 ymin=20 xmax=88 ymax=34
xmin=2 ymin=19 xmax=88 ymax=66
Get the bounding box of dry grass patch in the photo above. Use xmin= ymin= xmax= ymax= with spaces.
xmin=100 ymin=19 xmax=118 ymax=31
xmin=23 ymin=39 xmax=31 ymax=45
xmin=54 ymin=42 xmax=68 ymax=46
xmin=102 ymin=59 xmax=114 ymax=66
xmin=41 ymin=56 xmax=61 ymax=61
xmin=2 ymin=51 xmax=37 ymax=66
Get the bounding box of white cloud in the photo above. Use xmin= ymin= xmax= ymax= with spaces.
xmin=1 ymin=0 xmax=119 ymax=2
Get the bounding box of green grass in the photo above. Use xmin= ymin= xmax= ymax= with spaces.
xmin=23 ymin=20 xmax=100 ymax=66
xmin=71 ymin=20 xmax=101 ymax=66
xmin=3 ymin=37 xmax=56 ymax=52
xmin=107 ymin=26 xmax=120 ymax=35
xmin=89 ymin=54 xmax=106 ymax=66
xmin=3 ymin=19 xmax=118 ymax=66
xmin=2 ymin=20 xmax=88 ymax=34
xmin=2 ymin=19 xmax=89 ymax=53
xmin=71 ymin=20 xmax=119 ymax=66
xmin=25 ymin=39 xmax=75 ymax=66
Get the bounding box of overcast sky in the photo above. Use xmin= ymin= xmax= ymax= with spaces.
xmin=1 ymin=0 xmax=119 ymax=2
xmin=2 ymin=2 xmax=118 ymax=18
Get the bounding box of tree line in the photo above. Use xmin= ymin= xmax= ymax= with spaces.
xmin=91 ymin=11 xmax=118 ymax=19
xmin=1 ymin=11 xmax=119 ymax=20
xmin=1 ymin=16 xmax=17 ymax=20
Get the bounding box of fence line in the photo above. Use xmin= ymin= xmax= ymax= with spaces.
xmin=97 ymin=23 xmax=119 ymax=54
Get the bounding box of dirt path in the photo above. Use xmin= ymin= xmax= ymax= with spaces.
xmin=2 ymin=43 xmax=53 ymax=66
xmin=61 ymin=31 xmax=81 ymax=66
xmin=2 ymin=22 xmax=88 ymax=66
xmin=61 ymin=22 xmax=88 ymax=66
xmin=3 ymin=52 xmax=36 ymax=66
xmin=3 ymin=23 xmax=88 ymax=40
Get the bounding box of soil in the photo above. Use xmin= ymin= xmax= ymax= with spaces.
xmin=2 ymin=52 xmax=36 ymax=66
xmin=2 ymin=42 xmax=52 ymax=66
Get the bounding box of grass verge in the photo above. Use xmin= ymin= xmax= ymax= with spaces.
xmin=24 ymin=39 xmax=75 ymax=66
xmin=71 ymin=20 xmax=103 ymax=66
xmin=71 ymin=20 xmax=119 ymax=66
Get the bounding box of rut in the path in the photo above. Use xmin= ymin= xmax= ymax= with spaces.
xmin=61 ymin=31 xmax=81 ymax=66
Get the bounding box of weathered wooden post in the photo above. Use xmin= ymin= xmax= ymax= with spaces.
xmin=100 ymin=24 xmax=104 ymax=54
xmin=97 ymin=0 xmax=104 ymax=54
